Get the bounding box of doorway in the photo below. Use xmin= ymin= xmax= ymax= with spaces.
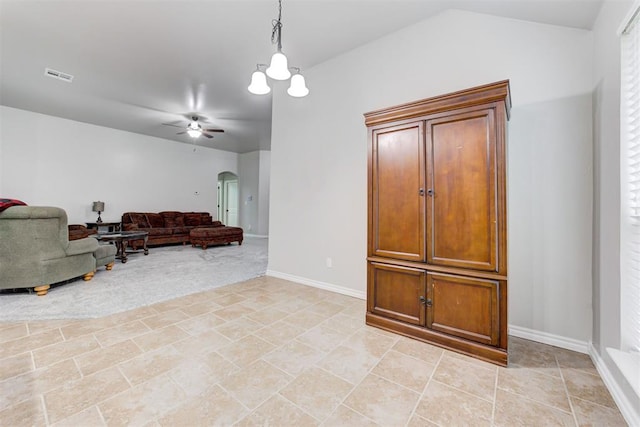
xmin=217 ymin=172 xmax=239 ymax=227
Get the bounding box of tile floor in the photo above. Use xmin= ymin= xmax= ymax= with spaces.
xmin=0 ymin=276 xmax=628 ymax=426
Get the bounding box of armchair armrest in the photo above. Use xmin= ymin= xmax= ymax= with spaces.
xmin=66 ymin=237 xmax=99 ymax=256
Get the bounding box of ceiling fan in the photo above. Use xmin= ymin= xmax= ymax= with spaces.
xmin=162 ymin=116 xmax=224 ymax=139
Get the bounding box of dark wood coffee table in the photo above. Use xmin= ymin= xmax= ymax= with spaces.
xmin=94 ymin=231 xmax=149 ymax=263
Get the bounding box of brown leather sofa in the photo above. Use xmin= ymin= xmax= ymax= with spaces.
xmin=68 ymin=224 xmax=97 ymax=241
xmin=121 ymin=211 xmax=222 ymax=247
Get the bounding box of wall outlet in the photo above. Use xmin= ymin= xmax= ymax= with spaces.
xmin=326 ymin=257 xmax=332 ymax=268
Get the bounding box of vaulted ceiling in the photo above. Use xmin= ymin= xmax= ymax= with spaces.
xmin=0 ymin=0 xmax=603 ymax=153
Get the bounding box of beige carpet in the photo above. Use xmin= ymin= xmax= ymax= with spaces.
xmin=0 ymin=237 xmax=268 ymax=321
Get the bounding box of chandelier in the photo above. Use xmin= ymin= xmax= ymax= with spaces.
xmin=248 ymin=0 xmax=309 ymax=97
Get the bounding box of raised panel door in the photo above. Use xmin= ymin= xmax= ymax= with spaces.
xmin=368 ymin=262 xmax=426 ymax=326
xmin=426 ymin=108 xmax=498 ymax=272
xmin=370 ymin=122 xmax=425 ymax=262
xmin=426 ymin=272 xmax=500 ymax=346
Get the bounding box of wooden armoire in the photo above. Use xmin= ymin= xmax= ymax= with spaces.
xmin=365 ymin=81 xmax=511 ymax=366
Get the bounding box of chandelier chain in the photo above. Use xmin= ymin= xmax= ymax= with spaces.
xmin=271 ymin=0 xmax=283 ymax=50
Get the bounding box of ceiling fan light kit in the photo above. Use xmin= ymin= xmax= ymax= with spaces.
xmin=186 ymin=120 xmax=202 ymax=138
xmin=162 ymin=116 xmax=224 ymax=139
xmin=248 ymin=0 xmax=308 ymax=97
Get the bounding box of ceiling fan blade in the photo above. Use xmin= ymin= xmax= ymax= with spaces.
xmin=176 ymin=131 xmax=187 ymax=135
xmin=162 ymin=122 xmax=185 ymax=128
xmin=202 ymin=133 xmax=214 ymax=138
xmin=203 ymin=128 xmax=224 ymax=133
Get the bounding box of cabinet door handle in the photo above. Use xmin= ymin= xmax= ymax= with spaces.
xmin=427 ymin=189 xmax=434 ymax=197
xmin=419 ymin=296 xmax=432 ymax=306
xmin=419 ymin=188 xmax=425 ymax=196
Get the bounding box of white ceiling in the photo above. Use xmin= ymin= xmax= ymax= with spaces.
xmin=0 ymin=0 xmax=603 ymax=153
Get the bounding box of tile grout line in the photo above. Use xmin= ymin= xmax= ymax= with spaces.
xmin=556 ymin=356 xmax=581 ymax=427
xmin=491 ymin=365 xmax=500 ymax=426
xmin=404 ymin=345 xmax=445 ymax=426
xmin=40 ymin=393 xmax=50 ymax=427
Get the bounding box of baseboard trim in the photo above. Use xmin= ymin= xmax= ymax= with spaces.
xmin=507 ymin=324 xmax=589 ymax=354
xmin=265 ymin=270 xmax=366 ymax=300
xmin=244 ymin=234 xmax=268 ymax=238
xmin=590 ymin=342 xmax=640 ymax=426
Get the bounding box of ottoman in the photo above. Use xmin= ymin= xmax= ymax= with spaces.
xmin=190 ymin=226 xmax=244 ymax=250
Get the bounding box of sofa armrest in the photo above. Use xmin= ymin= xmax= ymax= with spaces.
xmin=66 ymin=237 xmax=99 ymax=256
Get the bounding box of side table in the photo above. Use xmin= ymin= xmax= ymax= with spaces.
xmin=86 ymin=221 xmax=121 ymax=233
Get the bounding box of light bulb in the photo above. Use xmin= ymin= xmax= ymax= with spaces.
xmin=187 ymin=129 xmax=201 ymax=138
xmin=266 ymin=52 xmax=291 ymax=80
xmin=287 ymin=73 xmax=309 ymax=97
xmin=248 ymin=70 xmax=271 ymax=95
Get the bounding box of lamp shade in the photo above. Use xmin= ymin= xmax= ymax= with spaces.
xmin=248 ymin=70 xmax=271 ymax=95
xmin=266 ymin=52 xmax=291 ymax=80
xmin=287 ymin=73 xmax=309 ymax=97
xmin=92 ymin=201 xmax=105 ymax=212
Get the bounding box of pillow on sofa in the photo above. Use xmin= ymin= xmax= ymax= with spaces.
xmin=184 ymin=213 xmax=201 ymax=226
xmin=129 ymin=213 xmax=150 ymax=228
xmin=164 ymin=216 xmax=184 ymax=228
xmin=146 ymin=213 xmax=164 ymax=228
xmin=0 ymin=198 xmax=27 ymax=212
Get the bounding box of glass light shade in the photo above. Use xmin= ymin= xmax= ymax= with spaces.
xmin=266 ymin=52 xmax=291 ymax=80
xmin=287 ymin=73 xmax=309 ymax=97
xmin=187 ymin=129 xmax=201 ymax=138
xmin=248 ymin=70 xmax=271 ymax=95
xmin=188 ymin=121 xmax=201 ymax=130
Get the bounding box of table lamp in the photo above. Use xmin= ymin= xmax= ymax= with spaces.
xmin=92 ymin=201 xmax=105 ymax=223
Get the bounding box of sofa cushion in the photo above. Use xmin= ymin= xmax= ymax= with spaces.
xmin=184 ymin=213 xmax=202 ymax=226
xmin=147 ymin=227 xmax=173 ymax=236
xmin=164 ymin=216 xmax=184 ymax=228
xmin=172 ymin=226 xmax=191 ymax=235
xmin=123 ymin=223 xmax=138 ymax=231
xmin=129 ymin=212 xmax=150 ymax=228
xmin=146 ymin=213 xmax=164 ymax=228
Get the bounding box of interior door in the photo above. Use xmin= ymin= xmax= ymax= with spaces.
xmin=217 ymin=181 xmax=223 ymax=221
xmin=426 ymin=108 xmax=498 ymax=272
xmin=225 ymin=180 xmax=239 ymax=226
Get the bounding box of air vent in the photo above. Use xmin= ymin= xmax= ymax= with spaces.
xmin=44 ymin=68 xmax=74 ymax=83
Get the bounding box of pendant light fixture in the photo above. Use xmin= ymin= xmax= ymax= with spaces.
xmin=248 ymin=0 xmax=308 ymax=97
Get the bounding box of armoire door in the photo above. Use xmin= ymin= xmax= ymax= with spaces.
xmin=370 ymin=122 xmax=425 ymax=262
xmin=426 ymin=272 xmax=500 ymax=346
xmin=368 ymin=262 xmax=426 ymax=326
xmin=426 ymin=107 xmax=499 ymax=272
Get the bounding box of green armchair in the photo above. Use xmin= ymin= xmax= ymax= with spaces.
xmin=0 ymin=206 xmax=105 ymax=296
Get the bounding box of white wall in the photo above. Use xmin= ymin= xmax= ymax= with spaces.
xmin=592 ymin=1 xmax=640 ymax=423
xmin=0 ymin=106 xmax=238 ymax=224
xmin=269 ymin=10 xmax=594 ymax=343
xmin=258 ymin=150 xmax=270 ymax=236
xmin=239 ymin=151 xmax=259 ymax=232
xmin=238 ymin=150 xmax=270 ymax=236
